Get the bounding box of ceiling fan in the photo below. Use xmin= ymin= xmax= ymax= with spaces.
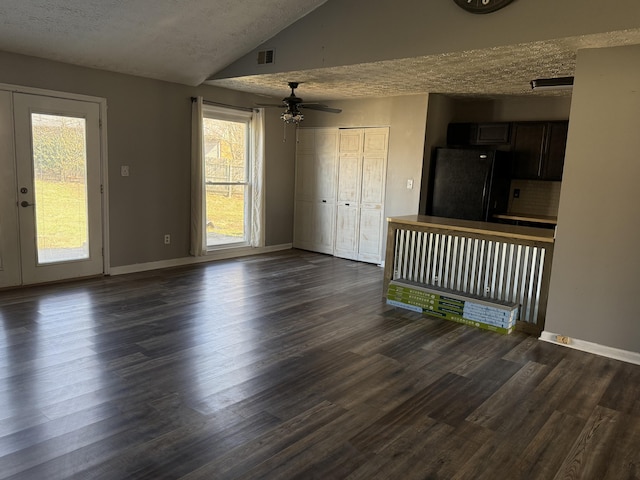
xmin=257 ymin=82 xmax=342 ymax=124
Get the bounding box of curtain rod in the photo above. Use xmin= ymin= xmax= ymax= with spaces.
xmin=191 ymin=96 xmax=254 ymax=113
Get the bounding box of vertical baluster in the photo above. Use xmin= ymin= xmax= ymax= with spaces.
xmin=425 ymin=232 xmax=434 ymax=285
xmin=528 ymin=246 xmax=538 ymax=323
xmin=518 ymin=246 xmax=531 ymax=321
xmin=497 ymin=242 xmax=507 ymax=302
xmin=512 ymin=245 xmax=522 ymax=305
xmin=532 ymin=247 xmax=545 ymax=323
xmin=462 ymin=237 xmax=471 ymax=294
xmin=398 ymin=229 xmax=407 ymax=280
xmin=419 ymin=232 xmax=427 ymax=283
xmin=443 ymin=235 xmax=451 ymax=288
xmin=452 ymin=235 xmax=460 ymax=291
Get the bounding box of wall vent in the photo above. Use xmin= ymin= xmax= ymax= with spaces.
xmin=257 ymin=49 xmax=275 ymax=65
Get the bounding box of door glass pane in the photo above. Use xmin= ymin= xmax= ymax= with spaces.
xmin=203 ymin=116 xmax=249 ymax=247
xmin=31 ymin=113 xmax=89 ymax=264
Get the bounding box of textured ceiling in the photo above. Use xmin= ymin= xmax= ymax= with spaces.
xmin=207 ymin=29 xmax=640 ymax=101
xmin=0 ymin=0 xmax=328 ymax=86
xmin=0 ymin=1 xmax=639 ymax=101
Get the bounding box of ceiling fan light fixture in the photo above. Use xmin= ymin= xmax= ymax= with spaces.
xmin=530 ymin=76 xmax=574 ymax=91
xmin=281 ymin=109 xmax=304 ymax=124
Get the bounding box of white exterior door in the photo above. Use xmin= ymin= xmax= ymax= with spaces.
xmin=0 ymin=91 xmax=20 ymax=287
xmin=0 ymin=91 xmax=104 ymax=287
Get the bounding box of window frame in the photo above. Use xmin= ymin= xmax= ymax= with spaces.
xmin=201 ymin=104 xmax=253 ymax=250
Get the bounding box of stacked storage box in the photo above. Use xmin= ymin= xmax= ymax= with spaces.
xmin=386 ymin=280 xmax=519 ymax=334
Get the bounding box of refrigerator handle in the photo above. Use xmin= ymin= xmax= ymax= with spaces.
xmin=482 ymin=161 xmax=492 ymax=219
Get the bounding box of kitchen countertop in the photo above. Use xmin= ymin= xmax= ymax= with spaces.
xmin=493 ymin=213 xmax=558 ymax=225
xmin=387 ymin=215 xmax=556 ymax=244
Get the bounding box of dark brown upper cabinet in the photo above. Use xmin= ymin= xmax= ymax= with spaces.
xmin=447 ymin=122 xmax=511 ymax=146
xmin=511 ymin=121 xmax=568 ymax=181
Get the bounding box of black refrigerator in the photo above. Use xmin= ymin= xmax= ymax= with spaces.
xmin=427 ymin=147 xmax=511 ymax=222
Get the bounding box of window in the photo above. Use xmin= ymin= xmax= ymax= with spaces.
xmin=191 ymin=101 xmax=264 ymax=256
xmin=190 ymin=99 xmax=263 ymax=256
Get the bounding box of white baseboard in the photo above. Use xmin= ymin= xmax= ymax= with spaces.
xmin=109 ymin=244 xmax=292 ymax=276
xmin=540 ymin=331 xmax=640 ymax=365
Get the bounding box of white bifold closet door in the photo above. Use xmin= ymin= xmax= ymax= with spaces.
xmin=335 ymin=127 xmax=388 ymax=264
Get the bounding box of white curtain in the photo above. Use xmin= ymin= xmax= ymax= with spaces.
xmin=190 ymin=96 xmax=207 ymax=256
xmin=250 ymin=108 xmax=265 ymax=248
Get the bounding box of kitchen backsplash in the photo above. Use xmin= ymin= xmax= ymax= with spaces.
xmin=508 ymin=180 xmax=561 ymax=216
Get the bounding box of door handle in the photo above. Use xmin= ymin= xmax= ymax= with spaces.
xmin=20 ymin=201 xmax=34 ymax=207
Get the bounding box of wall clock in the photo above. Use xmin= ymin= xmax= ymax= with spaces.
xmin=453 ymin=0 xmax=515 ymax=14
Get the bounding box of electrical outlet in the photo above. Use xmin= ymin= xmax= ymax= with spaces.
xmin=164 ymin=234 xmax=171 ymax=245
xmin=121 ymin=165 xmax=130 ymax=177
xmin=556 ymin=335 xmax=571 ymax=345
xmin=513 ymin=188 xmax=520 ymax=198
xmin=406 ymin=179 xmax=414 ymax=189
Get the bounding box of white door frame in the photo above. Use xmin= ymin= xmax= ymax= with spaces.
xmin=0 ymin=82 xmax=110 ymax=278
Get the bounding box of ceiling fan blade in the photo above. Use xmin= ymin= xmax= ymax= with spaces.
xmin=300 ymin=104 xmax=342 ymax=114
xmin=256 ymin=103 xmax=286 ymax=107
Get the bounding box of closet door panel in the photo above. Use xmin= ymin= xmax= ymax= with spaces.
xmin=363 ymin=128 xmax=389 ymax=154
xmin=361 ymin=154 xmax=386 ymax=206
xmin=314 ymin=201 xmax=336 ymax=254
xmin=338 ymin=129 xmax=363 ymax=154
xmin=337 ymin=155 xmax=361 ymax=203
xmin=295 ymin=153 xmax=315 ymax=201
xmin=293 ymin=200 xmax=314 ymax=249
xmin=357 ymin=207 xmax=384 ymax=263
xmin=334 ymin=205 xmax=358 ymax=260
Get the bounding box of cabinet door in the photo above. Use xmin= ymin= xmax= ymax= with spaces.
xmin=543 ymin=121 xmax=568 ymax=180
xmin=511 ymin=123 xmax=546 ymax=179
xmin=475 ymin=123 xmax=511 ymax=144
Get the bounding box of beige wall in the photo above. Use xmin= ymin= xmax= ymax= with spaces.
xmin=545 ymin=45 xmax=640 ymax=353
xmin=214 ymin=0 xmax=640 ymax=80
xmin=264 ymin=109 xmax=297 ymax=245
xmin=0 ymin=50 xmax=295 ymax=267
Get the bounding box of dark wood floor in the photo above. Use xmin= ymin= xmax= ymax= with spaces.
xmin=0 ymin=250 xmax=638 ymax=479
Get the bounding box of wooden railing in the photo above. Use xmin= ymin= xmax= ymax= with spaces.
xmin=383 ymin=215 xmax=555 ymax=334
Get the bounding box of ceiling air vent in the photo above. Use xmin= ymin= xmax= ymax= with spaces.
xmin=257 ymin=49 xmax=275 ymax=65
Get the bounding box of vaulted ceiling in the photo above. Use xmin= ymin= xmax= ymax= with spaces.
xmin=0 ymin=0 xmax=328 ymax=86
xmin=1 ymin=1 xmax=639 ymax=101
